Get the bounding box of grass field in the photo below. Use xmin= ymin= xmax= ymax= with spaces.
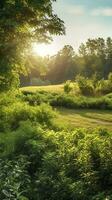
xmin=21 ymin=84 xmax=64 ymax=93
xmin=56 ymin=108 xmax=112 ymax=130
xmin=20 ymin=83 xmax=79 ymax=94
xmin=21 ymin=85 xmax=112 ymax=130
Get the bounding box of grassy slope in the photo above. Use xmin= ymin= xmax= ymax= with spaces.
xmin=56 ymin=108 xmax=112 ymax=130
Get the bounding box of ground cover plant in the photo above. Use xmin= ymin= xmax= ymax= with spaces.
xmin=0 ymin=91 xmax=112 ymax=199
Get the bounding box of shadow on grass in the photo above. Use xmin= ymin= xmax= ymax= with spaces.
xmin=57 ymin=108 xmax=112 ymax=124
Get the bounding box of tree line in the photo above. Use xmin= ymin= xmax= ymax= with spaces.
xmin=20 ymin=37 xmax=112 ymax=86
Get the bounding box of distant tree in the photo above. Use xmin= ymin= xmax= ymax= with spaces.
xmin=20 ymin=37 xmax=112 ymax=86
xmin=0 ymin=0 xmax=65 ymax=91
xmin=20 ymin=54 xmax=48 ymax=87
xmin=47 ymin=45 xmax=77 ymax=83
xmin=78 ymin=38 xmax=107 ymax=78
xmin=105 ymin=37 xmax=112 ymax=77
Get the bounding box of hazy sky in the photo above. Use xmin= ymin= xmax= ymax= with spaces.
xmin=34 ymin=0 xmax=112 ymax=56
xmin=51 ymin=0 xmax=112 ymax=52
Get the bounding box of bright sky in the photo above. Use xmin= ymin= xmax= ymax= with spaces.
xmin=33 ymin=0 xmax=112 ymax=56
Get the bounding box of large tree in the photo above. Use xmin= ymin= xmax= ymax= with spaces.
xmin=0 ymin=0 xmax=65 ymax=90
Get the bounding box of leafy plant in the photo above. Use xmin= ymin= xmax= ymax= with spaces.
xmin=76 ymin=75 xmax=94 ymax=96
xmin=64 ymin=80 xmax=73 ymax=94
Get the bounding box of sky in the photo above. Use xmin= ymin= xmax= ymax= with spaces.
xmin=33 ymin=0 xmax=112 ymax=56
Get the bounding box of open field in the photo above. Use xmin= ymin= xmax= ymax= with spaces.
xmin=20 ymin=83 xmax=79 ymax=94
xmin=20 ymin=84 xmax=64 ymax=93
xmin=20 ymin=86 xmax=112 ymax=130
xmin=56 ymin=108 xmax=112 ymax=130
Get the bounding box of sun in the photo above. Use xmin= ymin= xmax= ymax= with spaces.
xmin=32 ymin=43 xmax=56 ymax=57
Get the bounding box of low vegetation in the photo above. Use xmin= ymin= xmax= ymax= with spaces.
xmin=0 ymin=91 xmax=112 ymax=200
xmin=57 ymin=108 xmax=112 ymax=130
xmin=21 ymin=84 xmax=64 ymax=93
xmin=1 ymin=87 xmax=112 ymax=199
xmin=21 ymin=88 xmax=112 ymax=110
xmin=76 ymin=73 xmax=112 ymax=96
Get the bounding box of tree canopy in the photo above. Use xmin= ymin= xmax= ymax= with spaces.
xmin=0 ymin=0 xmax=65 ymax=91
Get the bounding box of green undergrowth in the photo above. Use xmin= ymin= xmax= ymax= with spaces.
xmin=22 ymin=90 xmax=112 ymax=110
xmin=0 ymin=91 xmax=112 ymax=199
xmin=1 ymin=122 xmax=112 ymax=199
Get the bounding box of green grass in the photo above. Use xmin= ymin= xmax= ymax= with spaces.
xmin=56 ymin=108 xmax=112 ymax=130
xmin=20 ymin=85 xmax=112 ymax=130
xmin=20 ymin=83 xmax=79 ymax=94
xmin=20 ymin=84 xmax=64 ymax=93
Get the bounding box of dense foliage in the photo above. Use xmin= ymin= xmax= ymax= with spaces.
xmin=47 ymin=38 xmax=112 ymax=84
xmin=0 ymin=0 xmax=65 ymax=91
xmin=22 ymin=89 xmax=112 ymax=110
xmin=0 ymin=92 xmax=112 ymax=199
xmin=75 ymin=73 xmax=112 ymax=96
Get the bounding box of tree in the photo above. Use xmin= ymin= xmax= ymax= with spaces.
xmin=47 ymin=45 xmax=76 ymax=83
xmin=20 ymin=54 xmax=48 ymax=86
xmin=78 ymin=38 xmax=106 ymax=78
xmin=0 ymin=0 xmax=65 ymax=91
xmin=105 ymin=37 xmax=112 ymax=77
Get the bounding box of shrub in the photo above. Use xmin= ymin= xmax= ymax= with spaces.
xmin=21 ymin=89 xmax=112 ymax=110
xmin=0 ymin=98 xmax=56 ymax=131
xmin=96 ymin=73 xmax=112 ymax=95
xmin=64 ymin=80 xmax=73 ymax=94
xmin=0 ymin=156 xmax=30 ymax=200
xmin=75 ymin=73 xmax=112 ymax=96
xmin=76 ymin=75 xmax=94 ymax=96
xmin=22 ymin=91 xmax=53 ymax=105
xmin=51 ymin=93 xmax=112 ymax=110
xmin=96 ymin=79 xmax=112 ymax=95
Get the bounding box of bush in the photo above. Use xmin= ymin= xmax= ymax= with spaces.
xmin=76 ymin=75 xmax=94 ymax=96
xmin=0 ymin=95 xmax=56 ymax=131
xmin=64 ymin=80 xmax=73 ymax=94
xmin=95 ymin=73 xmax=112 ymax=95
xmin=51 ymin=93 xmax=112 ymax=110
xmin=96 ymin=79 xmax=112 ymax=95
xmin=75 ymin=73 xmax=112 ymax=96
xmin=21 ymin=90 xmax=112 ymax=110
xmin=0 ymin=156 xmax=30 ymax=200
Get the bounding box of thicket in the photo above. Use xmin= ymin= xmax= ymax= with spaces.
xmin=0 ymin=95 xmax=112 ymax=199
xmin=0 ymin=92 xmax=112 ymax=199
xmin=75 ymin=73 xmax=112 ymax=96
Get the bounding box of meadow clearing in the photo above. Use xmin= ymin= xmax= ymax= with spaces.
xmin=1 ymin=0 xmax=112 ymax=199
xmin=21 ymin=85 xmax=112 ymax=131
